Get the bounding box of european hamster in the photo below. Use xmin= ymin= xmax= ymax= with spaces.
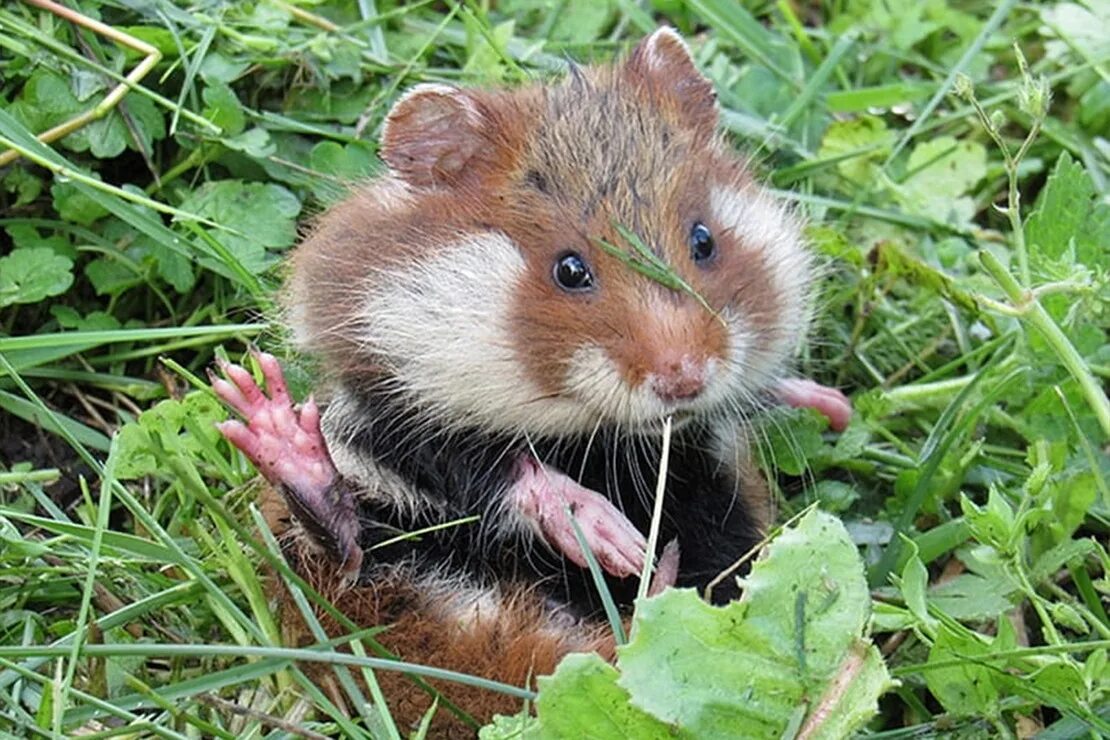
xmin=214 ymin=26 xmax=850 ymax=731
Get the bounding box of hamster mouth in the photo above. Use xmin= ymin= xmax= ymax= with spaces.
xmin=621 ymin=409 xmax=697 ymax=435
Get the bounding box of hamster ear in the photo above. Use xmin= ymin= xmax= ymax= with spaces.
xmin=627 ymin=27 xmax=717 ymax=131
xmin=380 ymin=84 xmax=492 ymax=188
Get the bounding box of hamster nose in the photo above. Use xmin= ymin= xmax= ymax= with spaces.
xmin=650 ymin=352 xmax=707 ymax=403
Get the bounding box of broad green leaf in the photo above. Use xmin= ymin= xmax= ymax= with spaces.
xmin=175 ymin=180 xmax=301 ymax=272
xmin=0 ymin=247 xmax=74 ymax=307
xmin=52 ymin=179 xmax=110 ymax=226
xmin=525 ymin=510 xmax=891 ymax=738
xmin=898 ymin=137 xmax=986 ymax=226
xmin=203 ymin=82 xmax=246 ymax=136
xmin=925 ymin=625 xmax=999 ymax=717
xmin=548 ymin=0 xmax=614 ymax=43
xmin=817 ymin=115 xmax=893 ymax=184
xmin=929 ymin=573 xmax=1016 ymax=621
xmin=535 ymin=654 xmax=677 ymax=739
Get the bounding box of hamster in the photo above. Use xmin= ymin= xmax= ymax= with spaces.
xmin=213 ymin=27 xmax=850 ymax=733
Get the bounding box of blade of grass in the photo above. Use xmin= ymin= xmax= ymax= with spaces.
xmin=0 ymin=644 xmax=537 ymax=699
xmin=566 ymin=512 xmax=627 ymax=646
xmin=637 ymin=416 xmax=672 ymax=602
xmin=249 ymin=508 xmax=395 ymax=739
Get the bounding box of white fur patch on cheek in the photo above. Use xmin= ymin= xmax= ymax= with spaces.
xmin=565 ymin=345 xmax=660 ymax=424
xmin=361 ymin=232 xmax=561 ymax=433
xmin=710 ymin=185 xmax=813 ymax=360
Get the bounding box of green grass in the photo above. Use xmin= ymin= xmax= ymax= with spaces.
xmin=0 ymin=0 xmax=1107 ymax=737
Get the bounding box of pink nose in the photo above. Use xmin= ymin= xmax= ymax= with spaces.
xmin=650 ymin=353 xmax=707 ymax=403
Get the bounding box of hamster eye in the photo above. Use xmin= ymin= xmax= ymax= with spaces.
xmin=689 ymin=222 xmax=716 ymax=264
xmin=553 ymin=252 xmax=594 ymax=292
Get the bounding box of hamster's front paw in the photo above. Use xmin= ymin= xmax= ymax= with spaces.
xmin=511 ymin=457 xmax=648 ymax=578
xmin=774 ymin=378 xmax=853 ymax=432
xmin=212 ymin=350 xmax=361 ymax=575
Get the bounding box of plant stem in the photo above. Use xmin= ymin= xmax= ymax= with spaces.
xmin=979 ymin=250 xmax=1110 ymax=439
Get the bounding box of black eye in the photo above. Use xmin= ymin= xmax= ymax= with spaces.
xmin=689 ymin=222 xmax=716 ymax=264
xmin=553 ymin=252 xmax=594 ymax=292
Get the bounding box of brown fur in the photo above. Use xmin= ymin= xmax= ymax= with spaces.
xmin=275 ymin=28 xmax=791 ymax=735
xmin=261 ymin=485 xmax=615 ymax=736
xmin=287 ymin=32 xmax=783 ymax=402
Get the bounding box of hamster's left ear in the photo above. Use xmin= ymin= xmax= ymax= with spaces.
xmin=626 ymin=27 xmax=718 ymax=133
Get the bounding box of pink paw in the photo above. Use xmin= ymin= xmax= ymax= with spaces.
xmin=774 ymin=378 xmax=853 ymax=432
xmin=212 ymin=350 xmax=361 ymax=575
xmin=512 ymin=457 xmax=647 ymax=578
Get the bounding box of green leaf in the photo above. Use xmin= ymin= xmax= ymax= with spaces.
xmin=478 ymin=711 xmax=540 ymax=740
xmin=535 ymin=654 xmax=675 ymax=739
xmin=928 ymin=573 xmax=1016 ymax=621
xmin=1025 ymin=152 xmax=1108 ymax=268
xmin=817 ymin=115 xmax=894 ymax=184
xmin=924 ymin=625 xmax=999 ymax=717
xmin=0 ymin=247 xmax=74 ymax=307
xmin=8 ymin=69 xmax=84 ymax=136
xmin=202 ymin=82 xmax=246 ymax=136
xmin=53 ymin=179 xmax=110 ymax=226
xmin=899 ymin=549 xmax=933 ymax=627
xmin=176 ymin=180 xmax=301 ymax=272
xmin=115 ymin=391 xmax=227 ymax=480
xmin=548 ymin=0 xmax=615 ymax=43
xmin=524 ymin=510 xmax=891 ymax=738
xmin=898 ymin=136 xmax=987 ymax=225
xmin=5 ymin=223 xmax=74 ymax=259
xmin=309 ymin=141 xmax=376 ymax=180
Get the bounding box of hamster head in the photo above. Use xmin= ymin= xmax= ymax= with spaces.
xmin=289 ymin=28 xmax=813 ymax=438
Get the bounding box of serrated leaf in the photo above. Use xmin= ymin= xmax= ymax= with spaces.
xmin=0 ymin=247 xmax=74 ymax=308
xmin=5 ymin=224 xmax=74 ymax=259
xmin=9 ymin=69 xmax=84 ymax=135
xmin=478 ymin=711 xmax=540 ymax=740
xmin=1025 ymin=152 xmax=1108 ymax=268
xmin=115 ymin=391 xmax=226 ymax=480
xmin=525 ymin=510 xmax=891 ymax=738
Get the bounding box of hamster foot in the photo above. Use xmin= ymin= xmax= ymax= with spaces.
xmin=774 ymin=378 xmax=853 ymax=432
xmin=512 ymin=457 xmax=648 ymax=579
xmin=213 ymin=350 xmax=362 ymax=575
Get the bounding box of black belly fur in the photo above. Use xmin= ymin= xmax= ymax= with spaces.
xmin=336 ymin=384 xmax=762 ymax=616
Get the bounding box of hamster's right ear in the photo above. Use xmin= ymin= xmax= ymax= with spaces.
xmin=380 ymin=84 xmax=494 ymax=188
xmin=626 ymin=27 xmax=717 ymax=133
